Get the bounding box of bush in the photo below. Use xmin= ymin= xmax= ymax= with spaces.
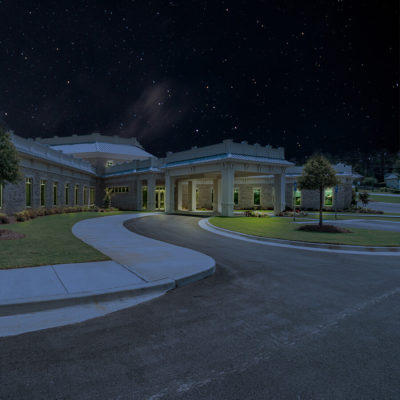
xmin=298 ymin=224 xmax=352 ymax=233
xmin=0 ymin=213 xmax=10 ymax=224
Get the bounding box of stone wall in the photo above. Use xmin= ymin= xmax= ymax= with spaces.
xmin=1 ymin=155 xmax=96 ymax=214
xmin=103 ymin=175 xmax=137 ymax=210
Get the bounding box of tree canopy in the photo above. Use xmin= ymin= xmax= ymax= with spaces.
xmin=0 ymin=126 xmax=20 ymax=186
xmin=298 ymin=155 xmax=339 ymax=191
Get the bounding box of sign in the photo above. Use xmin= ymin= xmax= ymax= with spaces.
xmin=293 ymin=182 xmax=297 ymax=191
xmin=335 ymin=185 xmax=338 ymax=193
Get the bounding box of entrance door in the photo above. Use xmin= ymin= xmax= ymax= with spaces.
xmin=155 ymin=187 xmax=165 ymax=210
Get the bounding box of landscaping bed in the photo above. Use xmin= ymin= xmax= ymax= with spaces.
xmin=208 ymin=216 xmax=400 ymax=247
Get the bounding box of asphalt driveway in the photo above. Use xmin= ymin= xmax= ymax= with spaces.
xmin=0 ymin=214 xmax=399 ymax=400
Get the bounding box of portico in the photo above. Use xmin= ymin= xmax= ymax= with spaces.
xmin=163 ymin=140 xmax=293 ymax=216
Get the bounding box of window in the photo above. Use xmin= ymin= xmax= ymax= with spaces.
xmin=106 ymin=160 xmax=114 ymax=168
xmin=253 ymin=188 xmax=261 ymax=206
xmin=53 ymin=182 xmax=58 ymax=206
xmin=40 ymin=180 xmax=46 ymax=207
xmin=25 ymin=177 xmax=32 ymax=207
xmin=83 ymin=186 xmax=88 ymax=205
xmin=142 ymin=186 xmax=148 ymax=209
xmin=324 ymin=187 xmax=333 ymax=206
xmin=90 ymin=187 xmax=95 ymax=205
xmin=74 ymin=185 xmax=79 ymax=205
xmin=233 ymin=188 xmax=239 ymax=206
xmin=295 ymin=189 xmax=301 ymax=206
xmin=0 ymin=184 xmax=3 ymax=209
xmin=106 ymin=186 xmax=129 ymax=193
xmin=211 ymin=188 xmax=213 ymax=203
xmin=65 ymin=184 xmax=70 ymax=205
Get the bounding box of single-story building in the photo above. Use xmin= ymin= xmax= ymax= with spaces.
xmin=0 ymin=132 xmax=359 ymax=216
xmin=384 ymin=173 xmax=400 ymax=189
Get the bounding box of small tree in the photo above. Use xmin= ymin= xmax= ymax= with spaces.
xmin=103 ymin=187 xmax=114 ymax=209
xmin=298 ymin=155 xmax=339 ymax=227
xmin=0 ymin=126 xmax=20 ymax=186
xmin=359 ymin=192 xmax=369 ymax=208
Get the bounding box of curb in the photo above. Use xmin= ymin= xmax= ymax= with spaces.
xmin=200 ymin=219 xmax=400 ymax=256
xmin=0 ymin=279 xmax=175 ymax=317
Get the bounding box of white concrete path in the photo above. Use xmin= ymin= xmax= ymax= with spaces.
xmin=0 ymin=213 xmax=215 ymax=336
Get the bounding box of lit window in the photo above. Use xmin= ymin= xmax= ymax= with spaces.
xmin=65 ymin=183 xmax=70 ymax=205
xmin=106 ymin=160 xmax=114 ymax=168
xmin=26 ymin=177 xmax=32 ymax=207
xmin=53 ymin=182 xmax=58 ymax=206
xmin=234 ymin=188 xmax=239 ymax=206
xmin=83 ymin=186 xmax=88 ymax=205
xmin=253 ymin=188 xmax=261 ymax=206
xmin=40 ymin=180 xmax=46 ymax=207
xmin=324 ymin=187 xmax=333 ymax=206
xmin=295 ymin=189 xmax=301 ymax=206
xmin=90 ymin=187 xmax=95 ymax=205
xmin=142 ymin=186 xmax=148 ymax=209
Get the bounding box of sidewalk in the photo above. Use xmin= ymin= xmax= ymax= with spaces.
xmin=0 ymin=213 xmax=215 ymax=335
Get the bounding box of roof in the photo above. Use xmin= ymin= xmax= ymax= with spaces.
xmin=385 ymin=173 xmax=399 ymax=180
xmin=50 ymin=142 xmax=155 ymax=160
xmin=165 ymin=153 xmax=293 ymax=168
xmin=11 ymin=134 xmax=96 ymax=174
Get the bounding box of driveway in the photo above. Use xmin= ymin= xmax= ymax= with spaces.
xmin=1 ymin=214 xmax=399 ymax=399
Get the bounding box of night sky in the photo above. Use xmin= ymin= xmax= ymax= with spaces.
xmin=0 ymin=1 xmax=398 ymax=159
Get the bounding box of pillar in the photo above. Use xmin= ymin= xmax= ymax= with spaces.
xmin=273 ymin=173 xmax=286 ymax=215
xmin=177 ymin=181 xmax=183 ymax=210
xmin=221 ymin=166 xmax=234 ymax=216
xmin=165 ymin=174 xmax=175 ymax=214
xmin=212 ymin=178 xmax=219 ymax=212
xmin=188 ymin=180 xmax=197 ymax=211
xmin=136 ymin=180 xmax=142 ymax=210
xmin=147 ymin=175 xmax=156 ymax=211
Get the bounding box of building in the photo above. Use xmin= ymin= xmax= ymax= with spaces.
xmin=384 ymin=173 xmax=400 ymax=189
xmin=0 ymin=133 xmax=358 ymax=216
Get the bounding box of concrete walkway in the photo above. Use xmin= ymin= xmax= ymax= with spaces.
xmin=0 ymin=213 xmax=215 ymax=336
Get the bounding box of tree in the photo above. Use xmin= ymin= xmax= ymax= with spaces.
xmin=298 ymin=155 xmax=339 ymax=227
xmin=393 ymin=159 xmax=400 ymax=175
xmin=0 ymin=126 xmax=20 ymax=186
xmin=362 ymin=176 xmax=377 ymax=189
xmin=359 ymin=192 xmax=369 ymax=208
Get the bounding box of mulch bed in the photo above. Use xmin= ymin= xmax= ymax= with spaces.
xmin=0 ymin=229 xmax=25 ymax=240
xmin=297 ymin=224 xmax=352 ymax=233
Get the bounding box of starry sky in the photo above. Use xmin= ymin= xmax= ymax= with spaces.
xmin=0 ymin=0 xmax=398 ymax=159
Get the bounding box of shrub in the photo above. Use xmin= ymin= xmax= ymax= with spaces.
xmin=0 ymin=213 xmax=10 ymax=224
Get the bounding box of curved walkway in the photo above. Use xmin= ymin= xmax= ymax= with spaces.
xmin=199 ymin=218 xmax=400 ymax=256
xmin=0 ymin=213 xmax=215 ymax=336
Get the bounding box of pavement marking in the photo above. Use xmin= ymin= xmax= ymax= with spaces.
xmin=199 ymin=219 xmax=400 ymax=256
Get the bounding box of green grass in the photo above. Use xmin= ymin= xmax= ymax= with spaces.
xmin=209 ymin=216 xmax=400 ymax=247
xmin=0 ymin=211 xmax=134 ymax=269
xmin=368 ymin=194 xmax=400 ymax=204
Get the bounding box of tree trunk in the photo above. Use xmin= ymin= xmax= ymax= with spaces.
xmin=319 ymin=187 xmax=323 ymax=227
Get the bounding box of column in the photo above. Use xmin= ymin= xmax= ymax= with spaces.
xmin=212 ymin=178 xmax=219 ymax=212
xmin=221 ymin=165 xmax=234 ymax=216
xmin=188 ymin=180 xmax=197 ymax=211
xmin=273 ymin=173 xmax=286 ymax=215
xmin=136 ymin=179 xmax=142 ymax=210
xmin=177 ymin=181 xmax=183 ymax=210
xmin=165 ymin=174 xmax=175 ymax=214
xmin=147 ymin=175 xmax=156 ymax=211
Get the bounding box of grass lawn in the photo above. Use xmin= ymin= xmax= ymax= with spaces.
xmin=209 ymin=216 xmax=400 ymax=247
xmin=0 ymin=211 xmax=134 ymax=269
xmin=368 ymin=195 xmax=400 ymax=204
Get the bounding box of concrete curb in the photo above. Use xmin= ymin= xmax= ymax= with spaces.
xmin=200 ymin=218 xmax=400 ymax=256
xmin=0 ymin=278 xmax=175 ymax=317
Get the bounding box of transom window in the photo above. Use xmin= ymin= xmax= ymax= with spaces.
xmin=106 ymin=186 xmax=129 ymax=193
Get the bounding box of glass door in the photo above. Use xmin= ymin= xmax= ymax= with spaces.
xmin=155 ymin=186 xmax=165 ymax=210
